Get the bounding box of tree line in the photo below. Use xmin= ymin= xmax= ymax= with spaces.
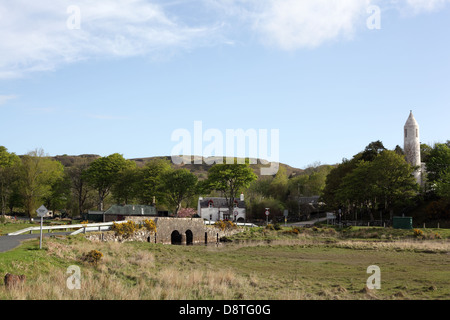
xmin=0 ymin=147 xmax=258 ymax=220
xmin=1 ymin=140 xmax=448 ymax=223
xmin=321 ymin=140 xmax=450 ymax=222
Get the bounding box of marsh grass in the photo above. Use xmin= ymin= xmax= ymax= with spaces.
xmin=0 ymin=226 xmax=449 ymax=300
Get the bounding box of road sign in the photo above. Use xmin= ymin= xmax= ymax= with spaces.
xmin=283 ymin=210 xmax=288 ymax=217
xmin=36 ymin=205 xmax=48 ymax=250
xmin=36 ymin=205 xmax=48 ymax=217
xmin=265 ymin=210 xmax=270 ymax=216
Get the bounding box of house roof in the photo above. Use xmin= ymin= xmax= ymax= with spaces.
xmin=199 ymin=197 xmax=246 ymax=209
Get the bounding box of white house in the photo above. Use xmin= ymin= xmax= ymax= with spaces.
xmin=198 ymin=194 xmax=246 ymax=223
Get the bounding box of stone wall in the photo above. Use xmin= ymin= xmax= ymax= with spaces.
xmin=85 ymin=217 xmax=242 ymax=245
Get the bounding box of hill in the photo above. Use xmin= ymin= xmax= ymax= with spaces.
xmin=130 ymin=156 xmax=304 ymax=179
xmin=52 ymin=154 xmax=304 ymax=179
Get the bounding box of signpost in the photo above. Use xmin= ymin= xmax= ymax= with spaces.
xmin=36 ymin=205 xmax=48 ymax=249
xmin=265 ymin=208 xmax=270 ymax=225
xmin=283 ymin=210 xmax=289 ymax=227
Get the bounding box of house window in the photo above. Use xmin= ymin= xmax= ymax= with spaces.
xmin=404 ymin=129 xmax=407 ymax=138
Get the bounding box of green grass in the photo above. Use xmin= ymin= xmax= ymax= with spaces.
xmin=1 ymin=228 xmax=449 ymax=300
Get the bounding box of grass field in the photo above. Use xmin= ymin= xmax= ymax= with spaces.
xmin=0 ymin=224 xmax=449 ymax=300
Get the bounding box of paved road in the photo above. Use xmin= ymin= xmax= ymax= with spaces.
xmin=0 ymin=232 xmax=70 ymax=253
xmin=286 ymin=217 xmax=329 ymax=227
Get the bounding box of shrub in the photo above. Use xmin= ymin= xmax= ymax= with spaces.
xmin=413 ymin=229 xmax=424 ymax=239
xmin=111 ymin=221 xmax=139 ymax=238
xmin=266 ymin=224 xmax=275 ymax=230
xmin=283 ymin=227 xmax=300 ymax=235
xmin=214 ymin=220 xmax=237 ymax=231
xmin=143 ymin=219 xmax=157 ymax=233
xmin=82 ymin=250 xmax=103 ymax=266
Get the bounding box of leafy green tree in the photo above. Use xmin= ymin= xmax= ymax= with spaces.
xmin=160 ymin=168 xmax=198 ymax=216
xmin=361 ymin=140 xmax=386 ymax=162
xmin=337 ymin=150 xmax=418 ymax=220
xmin=435 ymin=169 xmax=450 ymax=200
xmin=0 ymin=146 xmax=21 ymax=215
xmin=206 ymin=161 xmax=257 ymax=217
xmin=268 ymin=166 xmax=289 ymax=201
xmin=420 ymin=143 xmax=432 ymax=163
xmin=135 ymin=159 xmax=172 ymax=205
xmin=321 ymin=158 xmax=359 ymax=210
xmin=18 ymin=149 xmax=65 ymax=219
xmin=66 ymin=156 xmax=97 ymax=217
xmin=425 ymin=143 xmax=450 ymax=184
xmin=371 ymin=151 xmax=418 ymax=218
xmin=111 ymin=167 xmax=140 ymax=205
xmin=43 ymin=173 xmax=72 ymax=216
xmin=84 ymin=153 xmax=135 ymax=211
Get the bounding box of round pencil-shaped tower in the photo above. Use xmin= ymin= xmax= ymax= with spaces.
xmin=404 ymin=111 xmax=421 ymax=184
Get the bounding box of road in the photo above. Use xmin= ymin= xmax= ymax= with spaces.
xmin=286 ymin=217 xmax=329 ymax=227
xmin=0 ymin=232 xmax=69 ymax=253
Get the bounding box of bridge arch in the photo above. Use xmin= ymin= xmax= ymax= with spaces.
xmin=185 ymin=230 xmax=193 ymax=245
xmin=171 ymin=230 xmax=182 ymax=245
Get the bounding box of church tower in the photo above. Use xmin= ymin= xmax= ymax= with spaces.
xmin=404 ymin=111 xmax=421 ymax=185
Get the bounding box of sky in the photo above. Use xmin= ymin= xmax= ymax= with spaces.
xmin=1 ymin=0 xmax=450 ymax=170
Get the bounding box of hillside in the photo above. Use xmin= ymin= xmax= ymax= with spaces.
xmin=52 ymin=154 xmax=304 ymax=179
xmin=130 ymin=156 xmax=304 ymax=179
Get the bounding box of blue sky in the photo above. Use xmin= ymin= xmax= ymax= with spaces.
xmin=1 ymin=0 xmax=449 ymax=169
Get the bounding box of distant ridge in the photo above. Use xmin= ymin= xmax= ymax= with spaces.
xmin=52 ymin=154 xmax=304 ymax=179
xmin=129 ymin=155 xmax=304 ymax=179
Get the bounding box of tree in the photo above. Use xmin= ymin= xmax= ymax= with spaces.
xmin=425 ymin=143 xmax=450 ymax=184
xmin=18 ymin=149 xmax=65 ymax=219
xmin=268 ymin=166 xmax=289 ymax=201
xmin=66 ymin=156 xmax=97 ymax=217
xmin=0 ymin=146 xmax=20 ymax=215
xmin=336 ymin=151 xmax=418 ymax=220
xmin=111 ymin=167 xmax=140 ymax=205
xmin=206 ymin=161 xmax=257 ymax=218
xmin=135 ymin=159 xmax=172 ymax=205
xmin=435 ymin=169 xmax=450 ymax=200
xmin=160 ymin=168 xmax=198 ymax=216
xmin=361 ymin=140 xmax=386 ymax=162
xmin=322 ymin=158 xmax=359 ymax=210
xmin=84 ymin=153 xmax=135 ymax=211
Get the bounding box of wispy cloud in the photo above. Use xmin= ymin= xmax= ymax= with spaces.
xmin=86 ymin=114 xmax=130 ymax=121
xmin=0 ymin=95 xmax=17 ymax=106
xmin=0 ymin=0 xmax=448 ymax=78
xmin=402 ymin=0 xmax=450 ymax=13
xmin=0 ymin=0 xmax=213 ymax=78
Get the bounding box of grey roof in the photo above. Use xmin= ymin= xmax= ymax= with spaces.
xmin=104 ymin=204 xmax=157 ymax=216
xmin=199 ymin=197 xmax=246 ymax=209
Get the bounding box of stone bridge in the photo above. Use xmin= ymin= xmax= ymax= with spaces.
xmin=89 ymin=217 xmax=239 ymax=245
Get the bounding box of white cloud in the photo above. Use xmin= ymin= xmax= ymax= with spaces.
xmin=253 ymin=0 xmax=372 ymax=50
xmin=0 ymin=0 xmax=449 ymax=78
xmin=0 ymin=0 xmax=213 ymax=78
xmin=0 ymin=95 xmax=17 ymax=106
xmin=402 ymin=0 xmax=450 ymax=13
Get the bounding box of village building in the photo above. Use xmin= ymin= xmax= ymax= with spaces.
xmin=197 ymin=194 xmax=246 ymax=223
